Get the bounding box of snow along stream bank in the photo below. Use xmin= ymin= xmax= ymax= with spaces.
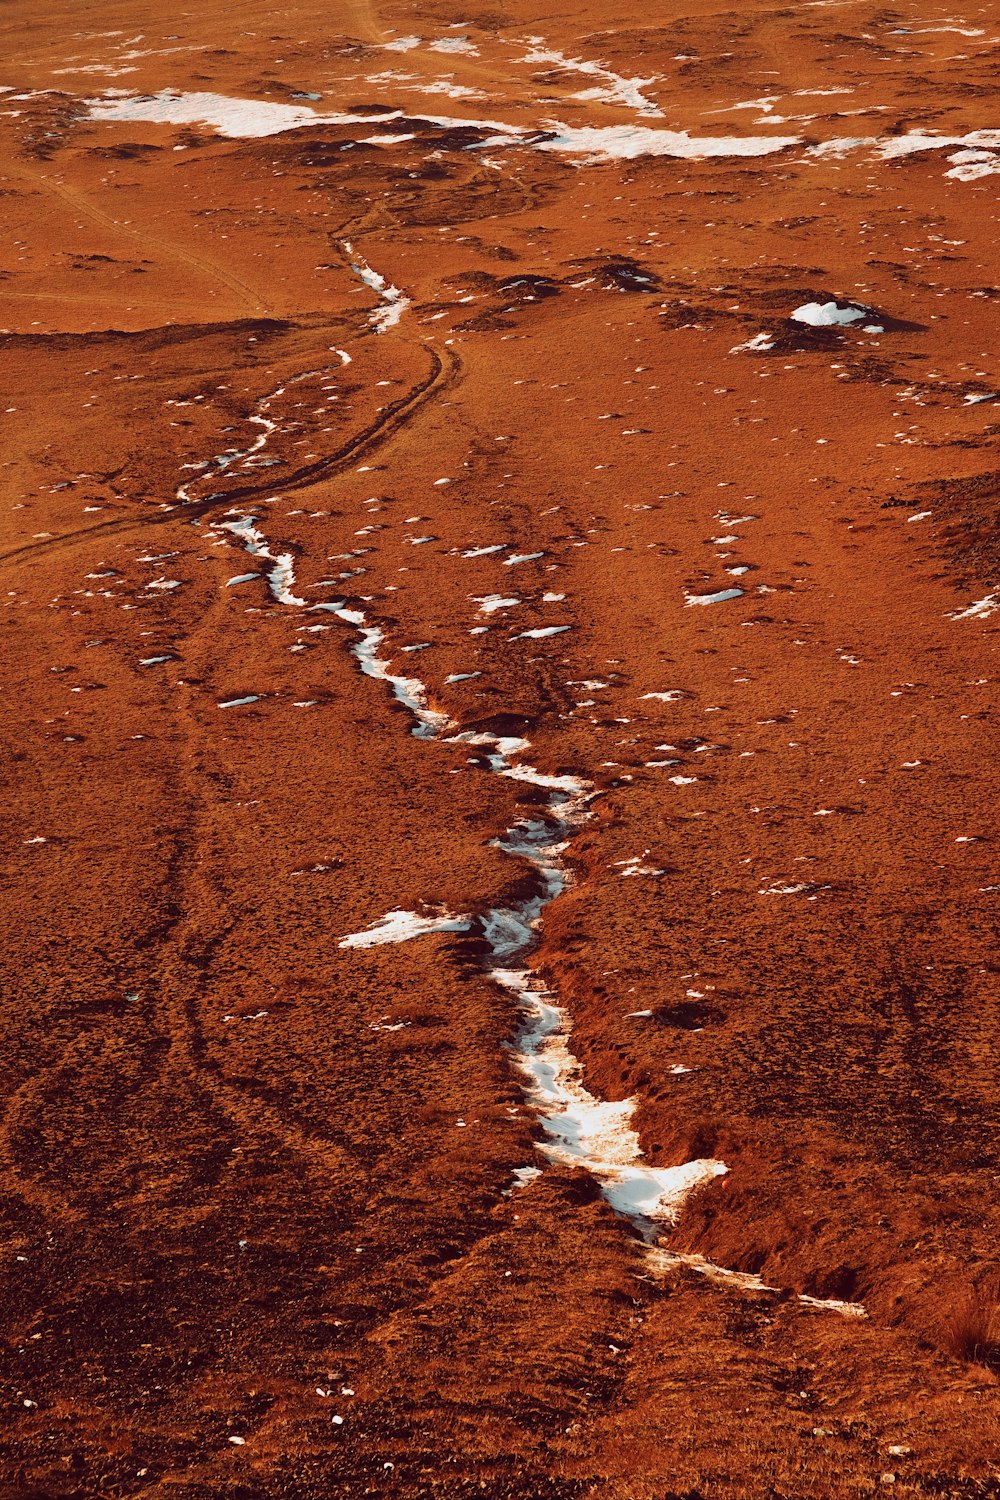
xmin=213 ymin=502 xmax=867 ymax=1312
xmin=189 ymin=347 xmax=865 ymax=1310
xmin=214 ymin=503 xmax=728 ymax=1240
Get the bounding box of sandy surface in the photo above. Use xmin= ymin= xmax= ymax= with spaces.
xmin=1 ymin=0 xmax=999 ymax=1494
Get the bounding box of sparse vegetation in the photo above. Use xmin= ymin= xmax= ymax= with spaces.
xmin=943 ymin=1288 xmax=1000 ymax=1372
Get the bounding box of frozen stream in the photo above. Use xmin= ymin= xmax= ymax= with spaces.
xmin=342 ymin=241 xmax=411 ymax=333
xmin=188 ymin=336 xmax=864 ymax=1307
xmin=214 ymin=505 xmax=869 ymax=1310
xmin=215 ymin=506 xmax=727 ymax=1239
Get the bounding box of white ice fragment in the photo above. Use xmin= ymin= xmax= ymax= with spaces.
xmin=85 ymin=88 xmax=523 ymax=140
xmin=791 ymin=301 xmax=868 ymax=327
xmin=602 ymin=1159 xmax=727 ymax=1222
xmin=798 ymin=1294 xmax=867 ymax=1318
xmin=218 ymin=516 xmax=307 ymax=606
xmin=618 ymin=853 xmax=665 ymax=876
xmin=519 ymin=39 xmax=662 ymax=118
xmin=513 ymin=625 xmax=570 ymax=639
xmin=504 ymin=969 xmax=726 ymax=1232
xmin=879 ymin=128 xmax=1000 ymax=161
xmin=951 ymin=591 xmax=999 ymax=620
xmin=474 ymin=594 xmax=521 ymax=613
xmin=339 ymin=909 xmax=471 ymax=948
xmin=217 ymin=695 xmax=260 ymax=709
xmin=730 ymin=332 xmax=775 ymax=353
xmin=343 ymin=240 xmax=410 ymax=333
xmin=685 ymin=588 xmax=743 ymax=606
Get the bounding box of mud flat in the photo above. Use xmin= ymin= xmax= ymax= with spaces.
xmin=0 ymin=0 xmax=998 ymax=1494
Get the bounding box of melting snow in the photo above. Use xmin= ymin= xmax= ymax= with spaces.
xmin=731 ymin=332 xmax=776 ymax=353
xmin=339 ymin=909 xmax=471 ymax=948
xmin=71 ymin=93 xmax=1000 ymax=180
xmin=208 ymin=439 xmax=728 ymax=1251
xmin=518 ymin=38 xmax=662 ymax=118
xmin=685 ymin=588 xmax=744 ymax=606
xmin=951 ymin=591 xmax=1000 ymax=620
xmin=474 ymin=594 xmax=520 ymax=613
xmin=343 ymin=240 xmax=410 ymax=333
xmin=791 ymin=301 xmax=869 ymax=327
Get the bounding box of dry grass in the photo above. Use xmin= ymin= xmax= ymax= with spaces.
xmin=943 ymin=1287 xmax=1000 ymax=1372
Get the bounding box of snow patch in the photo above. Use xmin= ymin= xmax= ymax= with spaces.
xmin=339 ymin=909 xmax=471 ymax=948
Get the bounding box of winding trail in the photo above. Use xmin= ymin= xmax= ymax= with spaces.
xmin=0 ymin=339 xmax=459 ymax=569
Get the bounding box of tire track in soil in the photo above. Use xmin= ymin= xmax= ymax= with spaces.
xmin=75 ymin=323 xmax=461 ymax=1191
xmin=1 ymin=295 xmax=459 ymax=1208
xmin=5 ymin=159 xmax=275 ymax=318
xmin=0 ymin=340 xmax=460 ymax=570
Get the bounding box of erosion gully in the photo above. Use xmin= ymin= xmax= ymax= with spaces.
xmin=179 ymin=250 xmax=865 ymax=1318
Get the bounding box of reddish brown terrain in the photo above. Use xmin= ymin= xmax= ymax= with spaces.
xmin=1 ymin=0 xmax=999 ymax=1494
